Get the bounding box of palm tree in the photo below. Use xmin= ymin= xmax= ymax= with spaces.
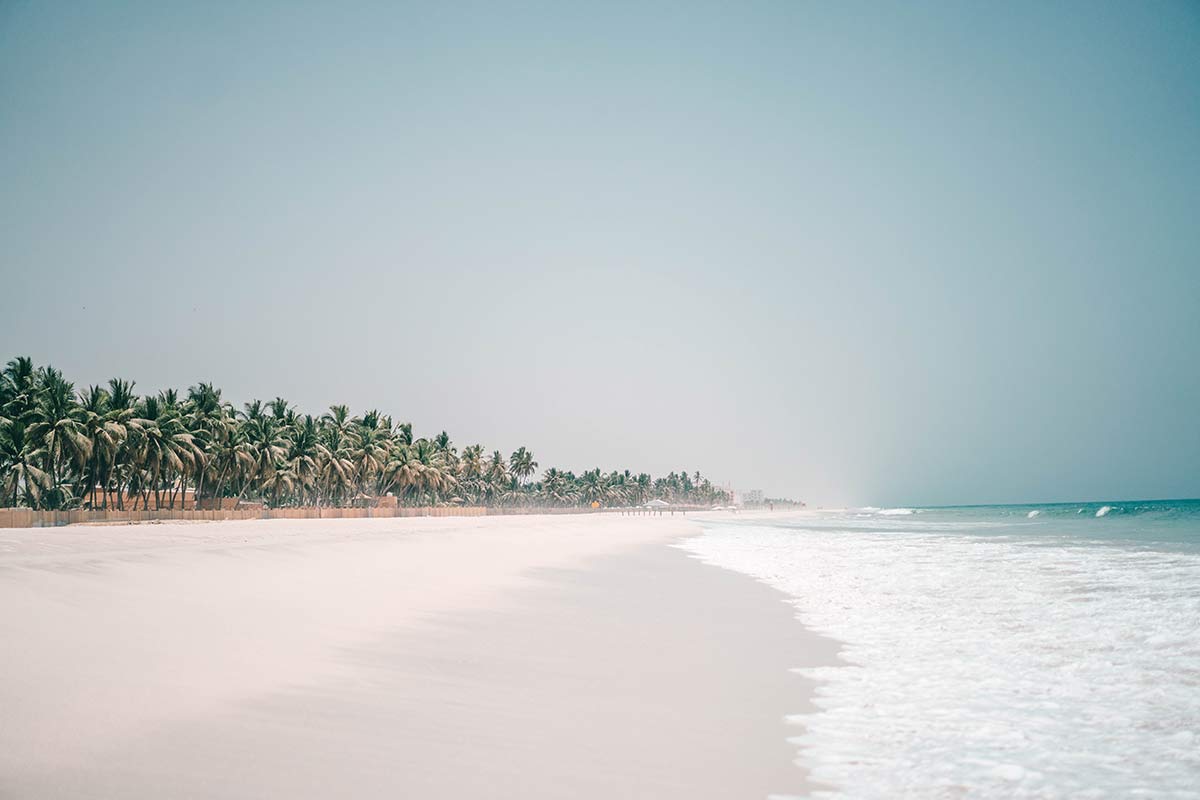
xmin=457 ymin=444 xmax=484 ymax=501
xmin=381 ymin=442 xmax=419 ymax=502
xmin=128 ymin=395 xmax=200 ymax=510
xmin=485 ymin=450 xmax=509 ymax=504
xmin=269 ymin=397 xmax=292 ymax=422
xmin=26 ymin=368 xmax=91 ymax=508
xmin=351 ymin=422 xmax=389 ymax=502
xmin=78 ymin=385 xmax=125 ymax=509
xmin=185 ymin=382 xmax=226 ymax=505
xmin=209 ymin=420 xmax=254 ymax=506
xmin=579 ymin=468 xmax=605 ymax=506
xmin=432 ymin=430 xmax=451 ymax=451
xmin=394 ymin=421 xmax=413 ymax=446
xmin=411 ymin=438 xmax=454 ymax=504
xmin=0 ymin=418 xmax=48 ymax=508
xmin=0 ymin=356 xmax=737 ymax=511
xmin=266 ymin=464 xmax=297 ymax=508
xmin=103 ymin=378 xmax=140 ymax=509
xmin=539 ymin=467 xmax=576 ymax=507
xmin=286 ymin=415 xmax=324 ymax=505
xmin=317 ymin=424 xmax=356 ymax=507
xmin=509 ymin=447 xmax=538 ymax=487
xmin=323 ymin=404 xmax=354 ymax=441
xmin=1 ymin=357 xmax=38 ymax=424
xmin=633 ymin=472 xmax=651 ymax=506
xmin=241 ymin=413 xmax=286 ymax=503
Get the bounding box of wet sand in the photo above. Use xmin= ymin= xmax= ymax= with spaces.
xmin=0 ymin=514 xmax=835 ymax=798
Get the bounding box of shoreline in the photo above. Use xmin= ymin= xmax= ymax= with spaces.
xmin=0 ymin=513 xmax=836 ymax=798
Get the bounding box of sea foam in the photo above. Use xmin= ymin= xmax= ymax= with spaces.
xmin=681 ymin=515 xmax=1200 ymax=798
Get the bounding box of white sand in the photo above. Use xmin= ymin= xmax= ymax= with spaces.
xmin=0 ymin=514 xmax=834 ymax=798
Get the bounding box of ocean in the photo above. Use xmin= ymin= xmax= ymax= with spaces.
xmin=682 ymin=500 xmax=1200 ymax=799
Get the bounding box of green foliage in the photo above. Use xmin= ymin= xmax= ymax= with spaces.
xmin=0 ymin=356 xmax=732 ymax=510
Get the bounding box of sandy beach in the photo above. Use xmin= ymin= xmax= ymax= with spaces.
xmin=0 ymin=513 xmax=835 ymax=799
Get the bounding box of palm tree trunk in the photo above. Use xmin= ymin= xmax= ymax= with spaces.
xmin=214 ymin=464 xmax=230 ymax=506
xmin=88 ymin=453 xmax=97 ymax=509
xmin=116 ymin=476 xmax=125 ymax=510
xmin=48 ymin=454 xmax=58 ymax=510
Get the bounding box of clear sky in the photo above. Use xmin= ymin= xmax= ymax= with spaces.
xmin=2 ymin=1 xmax=1198 ymax=506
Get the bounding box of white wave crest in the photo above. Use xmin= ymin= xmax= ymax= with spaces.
xmin=1027 ymin=510 xmax=1041 ymax=518
xmin=1096 ymin=505 xmax=1112 ymax=517
xmin=877 ymin=507 xmax=915 ymax=516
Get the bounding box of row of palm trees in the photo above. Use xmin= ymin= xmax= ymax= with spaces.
xmin=0 ymin=357 xmax=732 ymax=511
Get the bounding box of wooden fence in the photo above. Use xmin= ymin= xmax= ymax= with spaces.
xmin=0 ymin=506 xmax=493 ymax=528
xmin=0 ymin=503 xmax=699 ymax=528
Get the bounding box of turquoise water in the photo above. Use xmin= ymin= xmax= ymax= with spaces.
xmin=798 ymin=499 xmax=1200 ymax=550
xmin=911 ymin=499 xmax=1200 ymax=547
xmin=684 ymin=499 xmax=1200 ymax=798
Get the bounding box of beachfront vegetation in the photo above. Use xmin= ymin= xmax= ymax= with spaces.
xmin=0 ymin=357 xmax=731 ymax=510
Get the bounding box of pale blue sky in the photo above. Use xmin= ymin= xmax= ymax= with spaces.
xmin=2 ymin=1 xmax=1198 ymax=505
